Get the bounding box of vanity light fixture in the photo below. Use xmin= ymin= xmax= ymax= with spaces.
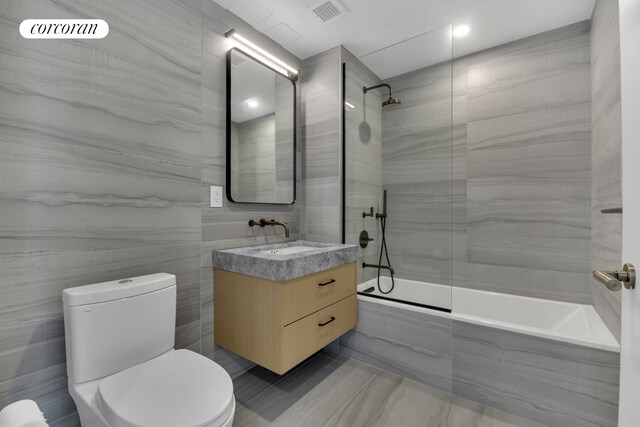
xmin=247 ymin=100 xmax=259 ymax=108
xmin=452 ymin=25 xmax=470 ymax=38
xmin=225 ymin=29 xmax=299 ymax=80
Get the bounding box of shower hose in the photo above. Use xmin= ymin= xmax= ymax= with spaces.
xmin=377 ymin=215 xmax=395 ymax=294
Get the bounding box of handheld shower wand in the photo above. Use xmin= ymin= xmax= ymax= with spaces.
xmin=362 ymin=189 xmax=395 ymax=294
xmin=375 ymin=190 xmax=387 ymax=218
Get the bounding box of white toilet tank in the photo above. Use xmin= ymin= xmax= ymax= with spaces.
xmin=63 ymin=273 xmax=177 ymax=384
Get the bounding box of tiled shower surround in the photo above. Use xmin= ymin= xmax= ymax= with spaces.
xmin=336 ymin=6 xmax=621 ymax=427
xmin=345 ymin=21 xmax=593 ymax=303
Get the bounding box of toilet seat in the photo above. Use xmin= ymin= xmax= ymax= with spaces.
xmin=97 ymin=349 xmax=234 ymax=427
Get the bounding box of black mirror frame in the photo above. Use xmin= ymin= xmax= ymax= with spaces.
xmin=225 ymin=47 xmax=297 ymax=205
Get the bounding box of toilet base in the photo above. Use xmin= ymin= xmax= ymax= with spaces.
xmin=69 ymin=380 xmax=109 ymax=427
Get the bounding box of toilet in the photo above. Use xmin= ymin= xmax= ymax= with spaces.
xmin=63 ymin=273 xmax=235 ymax=427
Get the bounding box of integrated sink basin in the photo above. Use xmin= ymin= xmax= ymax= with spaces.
xmin=258 ymin=245 xmax=319 ymax=255
xmin=212 ymin=240 xmax=358 ymax=282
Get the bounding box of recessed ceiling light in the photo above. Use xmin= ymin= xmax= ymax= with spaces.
xmin=453 ymin=25 xmax=470 ymax=38
xmin=248 ymin=100 xmax=259 ymax=108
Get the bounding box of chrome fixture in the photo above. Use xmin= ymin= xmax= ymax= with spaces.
xmin=363 ymin=84 xmax=401 ymax=107
xmin=592 ymin=263 xmax=636 ymax=291
xmin=248 ymin=218 xmax=289 ymax=238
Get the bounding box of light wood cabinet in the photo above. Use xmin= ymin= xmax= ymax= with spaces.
xmin=214 ymin=262 xmax=357 ymax=374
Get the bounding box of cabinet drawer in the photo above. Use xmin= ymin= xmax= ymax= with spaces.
xmin=281 ymin=295 xmax=357 ymax=372
xmin=282 ymin=262 xmax=356 ymax=325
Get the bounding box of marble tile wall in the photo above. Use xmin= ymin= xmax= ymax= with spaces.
xmin=337 ymin=20 xmax=620 ymax=426
xmin=300 ymin=46 xmax=343 ymax=243
xmin=343 ymin=48 xmax=383 ymax=284
xmin=452 ymin=320 xmax=620 ymax=427
xmin=452 ymin=58 xmax=469 ymax=288
xmin=462 ymin=21 xmax=593 ymax=303
xmin=0 ymin=0 xmax=301 ymax=423
xmin=382 ymin=62 xmax=453 ymax=285
xmin=341 ymin=23 xmax=595 ymax=304
xmin=338 ymin=296 xmax=620 ymax=426
xmin=234 ymin=114 xmax=277 ymax=202
xmin=590 ymin=0 xmax=622 ymax=341
xmin=274 ymin=75 xmax=295 ymax=203
xmin=199 ymin=0 xmax=302 ymax=376
xmin=339 ymin=299 xmax=452 ymax=392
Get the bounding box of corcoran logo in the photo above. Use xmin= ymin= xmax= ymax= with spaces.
xmin=19 ymin=19 xmax=109 ymax=39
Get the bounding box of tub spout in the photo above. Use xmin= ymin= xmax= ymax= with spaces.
xmin=362 ymin=262 xmax=394 ymax=275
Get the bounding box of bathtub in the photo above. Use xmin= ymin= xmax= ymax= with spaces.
xmin=348 ymin=277 xmax=620 ymax=427
xmin=357 ymin=277 xmax=619 ymax=351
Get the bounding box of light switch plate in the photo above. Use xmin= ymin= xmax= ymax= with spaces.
xmin=210 ymin=185 xmax=223 ymax=208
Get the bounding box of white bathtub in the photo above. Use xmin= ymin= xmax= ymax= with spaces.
xmin=358 ymin=277 xmax=620 ymax=352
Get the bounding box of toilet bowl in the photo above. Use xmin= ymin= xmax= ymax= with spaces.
xmin=63 ymin=273 xmax=234 ymax=427
xmin=69 ymin=350 xmax=235 ymax=427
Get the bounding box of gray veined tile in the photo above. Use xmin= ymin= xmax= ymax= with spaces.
xmin=0 ymin=0 xmax=303 ymax=423
xmin=210 ymin=346 xmax=256 ymax=381
xmin=233 ymin=364 xmax=288 ymax=406
xmin=236 ymin=352 xmax=546 ymax=427
xmin=326 ymin=371 xmax=546 ymax=427
xmin=234 ymin=354 xmax=377 ymax=427
xmin=452 ymin=320 xmax=619 ymax=427
xmin=590 ymin=0 xmax=622 ymax=342
xmin=49 ymin=413 xmax=81 ymax=427
xmin=0 ymin=362 xmax=75 ymax=425
xmin=339 ymin=298 xmax=452 ymax=392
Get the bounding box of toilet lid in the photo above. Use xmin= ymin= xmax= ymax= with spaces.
xmin=97 ymin=349 xmax=234 ymax=427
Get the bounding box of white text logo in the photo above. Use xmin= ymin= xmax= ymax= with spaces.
xmin=20 ymin=19 xmax=109 ymax=39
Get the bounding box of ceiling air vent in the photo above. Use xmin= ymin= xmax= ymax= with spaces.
xmin=310 ymin=0 xmax=348 ymax=24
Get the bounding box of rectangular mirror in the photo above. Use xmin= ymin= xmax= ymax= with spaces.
xmin=226 ymin=47 xmax=296 ymax=204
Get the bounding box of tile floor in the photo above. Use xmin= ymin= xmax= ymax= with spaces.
xmin=232 ymin=351 xmax=546 ymax=427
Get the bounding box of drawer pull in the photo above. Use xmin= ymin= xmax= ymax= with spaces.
xmin=318 ymin=279 xmax=336 ymax=287
xmin=318 ymin=316 xmax=336 ymax=327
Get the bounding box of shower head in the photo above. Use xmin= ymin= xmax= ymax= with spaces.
xmin=382 ymin=97 xmax=401 ymax=107
xmin=363 ymin=83 xmax=401 ymax=107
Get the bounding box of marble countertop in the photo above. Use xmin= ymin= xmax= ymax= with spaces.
xmin=212 ymin=240 xmax=358 ymax=282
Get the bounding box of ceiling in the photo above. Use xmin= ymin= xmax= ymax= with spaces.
xmin=230 ymin=50 xmax=277 ymax=123
xmin=213 ymin=0 xmax=595 ymax=78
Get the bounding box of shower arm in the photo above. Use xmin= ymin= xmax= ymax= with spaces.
xmin=363 ymin=83 xmax=392 ymax=98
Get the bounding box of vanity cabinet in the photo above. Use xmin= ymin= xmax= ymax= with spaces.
xmin=214 ymin=262 xmax=357 ymax=374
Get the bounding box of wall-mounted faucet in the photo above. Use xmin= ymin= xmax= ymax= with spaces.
xmin=248 ymin=218 xmax=289 ymax=238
